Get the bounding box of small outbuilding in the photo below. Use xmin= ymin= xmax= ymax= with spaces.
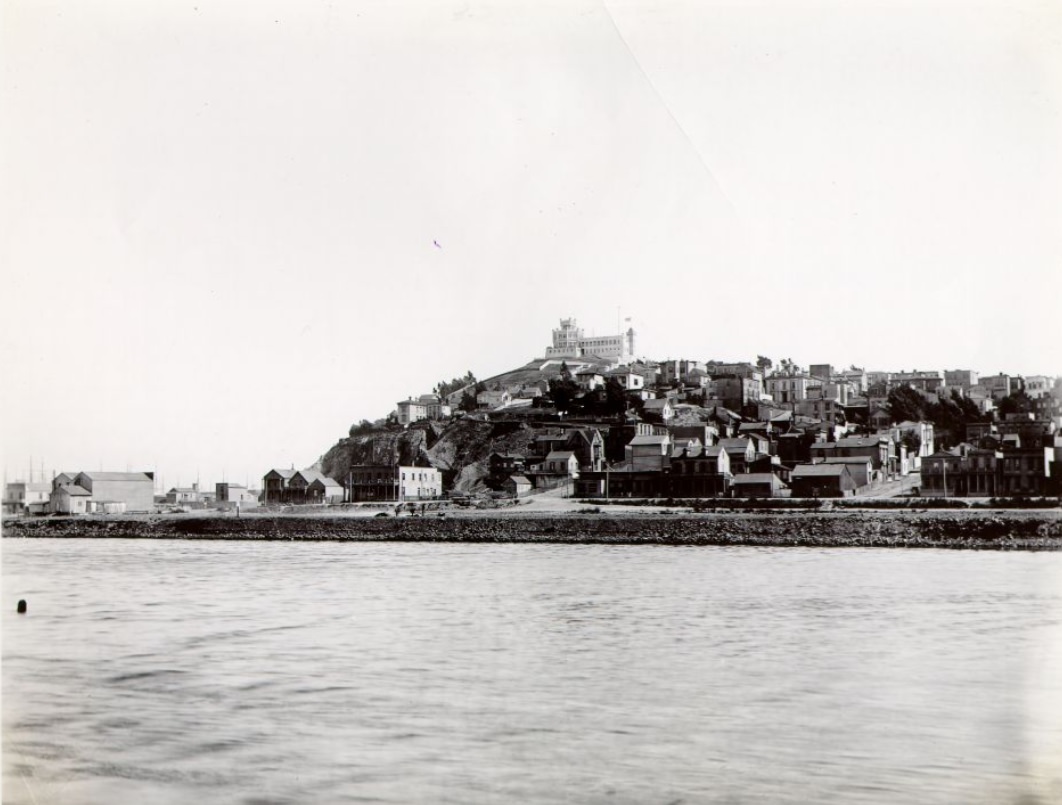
xmin=50 ymin=484 xmax=92 ymax=514
xmin=731 ymin=472 xmax=786 ymax=498
xmin=790 ymin=463 xmax=858 ymax=498
xmin=307 ymin=477 xmax=345 ymax=504
xmin=503 ymin=474 xmax=533 ymax=498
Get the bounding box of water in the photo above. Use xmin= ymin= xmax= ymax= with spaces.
xmin=4 ymin=538 xmax=1062 ymax=805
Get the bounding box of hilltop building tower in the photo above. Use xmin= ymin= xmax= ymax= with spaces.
xmin=545 ymin=318 xmax=635 ymax=362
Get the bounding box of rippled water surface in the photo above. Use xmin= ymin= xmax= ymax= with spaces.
xmin=4 ymin=538 xmax=1062 ymax=804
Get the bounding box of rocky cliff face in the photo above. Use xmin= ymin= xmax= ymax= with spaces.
xmin=319 ymin=418 xmax=541 ymax=494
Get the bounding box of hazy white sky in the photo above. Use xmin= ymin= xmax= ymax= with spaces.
xmin=2 ymin=0 xmax=1060 ymax=487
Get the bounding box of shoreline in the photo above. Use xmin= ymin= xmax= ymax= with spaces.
xmin=4 ymin=509 xmax=1061 ymax=550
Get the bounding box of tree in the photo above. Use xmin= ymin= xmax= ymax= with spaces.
xmin=925 ymin=390 xmax=984 ymax=449
xmin=998 ymin=390 xmax=1033 ymax=418
xmin=756 ymin=355 xmax=773 ymax=372
xmin=349 ymin=419 xmax=377 ymax=437
xmin=459 ymin=389 xmax=478 ymax=412
xmin=436 ymin=371 xmax=478 ymax=399
xmin=885 ymin=386 xmax=925 ymax=424
xmin=603 ymin=376 xmax=628 ymax=416
xmin=548 ymin=366 xmax=581 ymax=414
xmin=954 ymin=391 xmax=985 ymax=423
xmin=867 ymin=381 xmax=889 ymax=398
xmin=900 ymin=430 xmax=922 ymax=455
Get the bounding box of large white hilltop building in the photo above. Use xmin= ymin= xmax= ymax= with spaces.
xmin=545 ymin=318 xmax=635 ymax=362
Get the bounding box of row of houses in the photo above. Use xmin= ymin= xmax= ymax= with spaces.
xmin=490 ymin=395 xmax=1059 ymax=499
xmin=262 ymin=465 xmax=443 ymax=504
xmin=401 ymin=350 xmax=1059 ymax=430
xmin=921 ymin=439 xmax=1062 ymax=497
xmin=571 ymin=429 xmax=900 ymax=499
xmin=477 ymin=408 xmax=907 ymax=500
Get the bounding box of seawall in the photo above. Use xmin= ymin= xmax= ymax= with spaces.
xmin=4 ymin=510 xmax=1061 ymax=550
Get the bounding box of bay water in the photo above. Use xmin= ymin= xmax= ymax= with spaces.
xmin=4 ymin=538 xmax=1062 ymax=804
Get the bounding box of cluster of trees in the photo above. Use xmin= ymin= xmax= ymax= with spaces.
xmin=997 ymin=390 xmax=1034 ymax=418
xmin=762 ymin=356 xmax=802 ymax=374
xmin=547 ymin=363 xmax=635 ymax=417
xmin=348 ymin=415 xmax=396 ymax=437
xmin=430 ymin=371 xmax=482 ymax=413
xmin=434 ymin=371 xmax=477 ymax=399
xmin=885 ymin=387 xmax=987 ymax=448
xmin=458 ymin=385 xmax=483 ymax=413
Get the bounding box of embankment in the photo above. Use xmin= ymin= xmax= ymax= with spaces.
xmin=4 ymin=510 xmax=1061 ymax=550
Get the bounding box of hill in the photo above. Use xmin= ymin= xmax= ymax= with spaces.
xmin=320 ymin=356 xmax=652 ymax=494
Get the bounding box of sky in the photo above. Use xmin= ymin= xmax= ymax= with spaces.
xmin=2 ymin=0 xmax=1060 ymax=489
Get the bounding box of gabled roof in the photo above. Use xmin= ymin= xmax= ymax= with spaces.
xmin=644 ymin=398 xmax=670 ymax=410
xmin=822 ymin=457 xmax=873 ymax=464
xmin=629 ymin=434 xmax=669 ymax=446
xmin=265 ymin=468 xmax=298 ymax=479
xmin=719 ymin=438 xmax=752 ymax=453
xmin=566 ymin=428 xmax=602 ymax=445
xmin=77 ymin=472 xmax=152 ymax=482
xmin=544 ymin=450 xmax=576 ymax=461
xmin=836 ymin=436 xmax=886 ymax=448
xmin=507 ymin=474 xmax=531 ymax=485
xmin=732 ymin=473 xmax=781 ymax=485
xmin=292 ymin=469 xmax=327 ymax=485
xmin=307 ymin=477 xmax=343 ymax=489
xmin=58 ymin=485 xmax=91 ymax=496
xmin=792 ymin=464 xmax=848 ymax=477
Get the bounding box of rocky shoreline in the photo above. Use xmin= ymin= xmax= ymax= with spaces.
xmin=4 ymin=509 xmax=1061 ymax=550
